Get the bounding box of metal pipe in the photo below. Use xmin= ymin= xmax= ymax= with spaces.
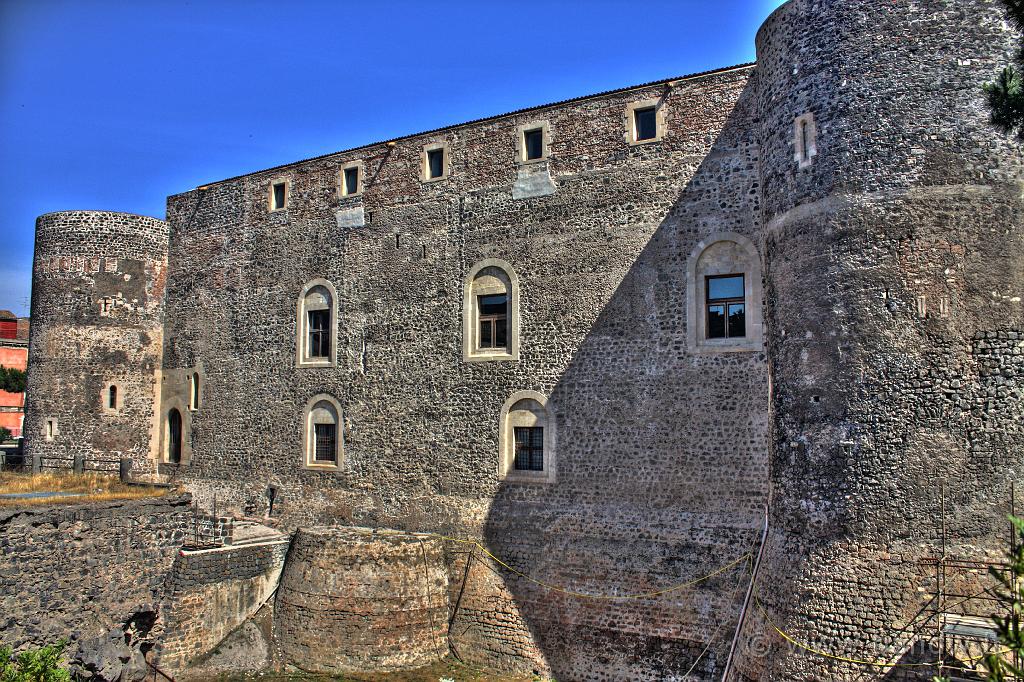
xmin=720 ymin=504 xmax=769 ymax=682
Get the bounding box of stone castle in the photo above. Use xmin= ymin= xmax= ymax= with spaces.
xmin=17 ymin=0 xmax=1023 ymax=679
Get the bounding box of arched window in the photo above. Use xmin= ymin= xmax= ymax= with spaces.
xmin=685 ymin=232 xmax=764 ymax=352
xmin=463 ymin=259 xmax=520 ymax=362
xmin=101 ymin=381 xmax=122 ymax=414
xmin=168 ymin=408 xmax=182 ymax=464
xmin=189 ymin=372 xmax=200 ymax=410
xmin=303 ymin=394 xmax=343 ymax=470
xmin=499 ymin=390 xmax=555 ymax=483
xmin=297 ymin=279 xmax=338 ymax=367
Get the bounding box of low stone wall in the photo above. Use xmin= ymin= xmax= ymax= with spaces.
xmin=155 ymin=538 xmax=289 ymax=671
xmin=275 ymin=527 xmax=449 ymax=674
xmin=0 ymin=494 xmax=192 ymax=650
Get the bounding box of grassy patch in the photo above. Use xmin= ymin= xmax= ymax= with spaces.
xmin=0 ymin=471 xmax=173 ymax=507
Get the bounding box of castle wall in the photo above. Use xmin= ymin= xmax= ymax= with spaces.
xmin=0 ymin=495 xmax=192 ymax=650
xmin=23 ymin=211 xmax=169 ymax=475
xmin=732 ymin=1 xmax=1024 ymax=679
xmin=155 ymin=538 xmax=289 ymax=671
xmin=160 ymin=66 xmax=770 ymax=677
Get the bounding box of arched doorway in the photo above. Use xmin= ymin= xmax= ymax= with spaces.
xmin=168 ymin=408 xmax=182 ymax=464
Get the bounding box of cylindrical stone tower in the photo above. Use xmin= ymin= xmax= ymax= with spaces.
xmin=732 ymin=1 xmax=1024 ymax=679
xmin=275 ymin=527 xmax=449 ymax=673
xmin=23 ymin=211 xmax=170 ymax=476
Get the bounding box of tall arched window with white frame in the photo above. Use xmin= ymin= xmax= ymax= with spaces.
xmin=296 ymin=279 xmax=338 ymax=368
xmin=463 ymin=259 xmax=520 ymax=362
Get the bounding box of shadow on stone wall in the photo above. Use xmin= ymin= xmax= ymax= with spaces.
xmin=452 ymin=78 xmax=770 ymax=680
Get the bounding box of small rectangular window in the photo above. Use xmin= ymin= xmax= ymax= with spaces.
xmin=513 ymin=426 xmax=544 ymax=471
xmin=343 ymin=167 xmax=359 ymax=195
xmin=427 ymin=148 xmax=445 ymax=179
xmin=313 ymin=423 xmax=337 ymax=462
xmin=272 ymin=182 xmax=286 ymax=210
xmin=524 ymin=128 xmax=544 ymax=161
xmin=308 ymin=309 xmax=330 ymax=358
xmin=634 ymin=106 xmax=657 ymax=141
xmin=478 ymin=294 xmax=509 ymax=350
xmin=108 ymin=385 xmax=117 ymax=409
xmin=706 ymin=274 xmax=745 ymax=339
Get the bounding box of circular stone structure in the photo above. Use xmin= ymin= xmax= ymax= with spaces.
xmin=274 ymin=527 xmax=449 ymax=673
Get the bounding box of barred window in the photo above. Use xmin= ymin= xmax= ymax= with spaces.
xmin=500 ymin=392 xmax=555 ymax=482
xmin=304 ymin=395 xmax=342 ymax=469
xmin=308 ymin=309 xmax=330 ymax=358
xmin=513 ymin=426 xmax=544 ymax=471
xmin=314 ymin=423 xmax=337 ymax=463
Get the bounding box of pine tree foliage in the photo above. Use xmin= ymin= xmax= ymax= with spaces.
xmin=985 ymin=0 xmax=1024 ymax=138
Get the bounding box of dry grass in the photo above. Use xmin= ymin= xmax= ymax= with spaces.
xmin=0 ymin=471 xmax=173 ymax=507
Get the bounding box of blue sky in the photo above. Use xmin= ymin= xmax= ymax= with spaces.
xmin=0 ymin=0 xmax=787 ymax=317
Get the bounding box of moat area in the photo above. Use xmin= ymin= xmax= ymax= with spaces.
xmin=199 ymin=659 xmax=536 ymax=681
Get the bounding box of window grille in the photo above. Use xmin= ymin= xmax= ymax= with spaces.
xmin=706 ymin=274 xmax=746 ymax=339
xmin=513 ymin=426 xmax=544 ymax=471
xmin=314 ymin=423 xmax=337 ymax=463
xmin=308 ymin=309 xmax=330 ymax=358
xmin=478 ymin=294 xmax=508 ymax=350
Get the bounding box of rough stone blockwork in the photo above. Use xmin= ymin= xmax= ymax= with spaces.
xmin=731 ymin=1 xmax=1023 ymax=680
xmin=274 ymin=528 xmax=449 ymax=674
xmin=156 ymin=65 xmax=768 ymax=679
xmin=155 ymin=538 xmax=289 ymax=671
xmin=18 ymin=0 xmax=1024 ymax=679
xmin=0 ymin=495 xmax=191 ymax=650
xmin=23 ymin=211 xmax=169 ymax=476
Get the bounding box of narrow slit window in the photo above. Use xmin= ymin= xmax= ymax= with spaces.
xmin=343 ymin=167 xmax=359 ymax=195
xmin=634 ymin=106 xmax=657 ymax=141
xmin=313 ymin=423 xmax=337 ymax=463
xmin=108 ymin=385 xmax=117 ymax=409
xmin=478 ymin=294 xmax=508 ymax=350
xmin=308 ymin=309 xmax=330 ymax=358
xmin=46 ymin=420 xmax=54 ymax=439
xmin=513 ymin=426 xmax=544 ymax=471
xmin=427 ymin=148 xmax=445 ymax=179
xmin=800 ymin=120 xmax=810 ymax=162
xmin=271 ymin=182 xmax=287 ymax=210
xmin=190 ymin=373 xmax=200 ymax=410
xmin=706 ymin=274 xmax=746 ymax=339
xmin=524 ymin=128 xmax=544 ymax=161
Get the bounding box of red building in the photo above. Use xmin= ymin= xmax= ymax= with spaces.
xmin=0 ymin=310 xmax=28 ymax=439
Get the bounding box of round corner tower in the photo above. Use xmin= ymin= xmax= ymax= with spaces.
xmin=731 ymin=0 xmax=1024 ymax=679
xmin=24 ymin=211 xmax=170 ymax=476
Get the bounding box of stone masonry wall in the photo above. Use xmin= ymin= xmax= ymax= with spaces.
xmin=160 ymin=64 xmax=769 ymax=678
xmin=730 ymin=1 xmax=1024 ymax=680
xmin=155 ymin=538 xmax=289 ymax=671
xmin=24 ymin=211 xmax=170 ymax=478
xmin=0 ymin=495 xmax=191 ymax=650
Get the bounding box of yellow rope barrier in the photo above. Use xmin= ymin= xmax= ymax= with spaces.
xmin=376 ymin=528 xmax=1010 ymax=672
xmin=389 ymin=529 xmax=752 ymax=601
